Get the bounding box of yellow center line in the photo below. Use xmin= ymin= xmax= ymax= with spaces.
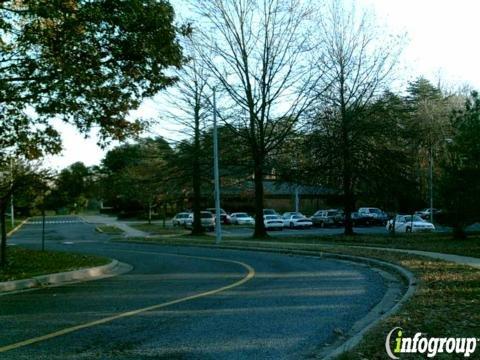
xmin=0 ymin=251 xmax=255 ymax=353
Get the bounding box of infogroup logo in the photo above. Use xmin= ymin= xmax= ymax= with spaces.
xmin=385 ymin=327 xmax=478 ymax=359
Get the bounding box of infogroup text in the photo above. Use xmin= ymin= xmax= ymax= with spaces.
xmin=385 ymin=327 xmax=478 ymax=359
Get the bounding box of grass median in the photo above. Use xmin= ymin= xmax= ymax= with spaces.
xmin=0 ymin=247 xmax=110 ymax=282
xmin=129 ymin=223 xmax=189 ymax=236
xmin=95 ymin=225 xmax=125 ymax=235
xmin=116 ymin=233 xmax=480 ymax=359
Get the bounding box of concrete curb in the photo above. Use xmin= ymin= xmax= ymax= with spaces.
xmin=6 ymin=218 xmax=29 ymax=237
xmin=0 ymin=259 xmax=130 ymax=294
xmin=116 ymin=239 xmax=416 ymax=359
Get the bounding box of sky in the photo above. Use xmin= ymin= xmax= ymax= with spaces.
xmin=43 ymin=0 xmax=480 ymax=170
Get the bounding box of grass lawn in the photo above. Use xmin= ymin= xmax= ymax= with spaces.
xmin=0 ymin=247 xmax=110 ymax=282
xmin=332 ymin=247 xmax=480 ymax=359
xmin=117 ymin=234 xmax=480 ymax=359
xmin=95 ymin=225 xmax=125 ymax=235
xmin=130 ymin=223 xmax=189 ymax=236
xmin=118 ymin=232 xmax=480 ymax=258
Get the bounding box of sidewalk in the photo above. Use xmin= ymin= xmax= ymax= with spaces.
xmin=81 ymin=215 xmax=148 ymax=238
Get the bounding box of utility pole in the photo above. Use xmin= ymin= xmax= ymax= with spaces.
xmin=10 ymin=158 xmax=14 ymax=228
xmin=42 ymin=202 xmax=46 ymax=251
xmin=212 ymin=87 xmax=222 ymax=244
xmin=429 ymin=145 xmax=434 ymax=224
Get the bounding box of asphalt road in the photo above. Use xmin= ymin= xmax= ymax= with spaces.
xmin=3 ymin=216 xmax=388 ymax=359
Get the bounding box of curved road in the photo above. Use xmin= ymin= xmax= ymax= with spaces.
xmin=3 ymin=217 xmax=388 ymax=359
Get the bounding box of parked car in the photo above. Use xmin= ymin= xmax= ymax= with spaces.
xmin=172 ymin=212 xmax=191 ymax=227
xmin=283 ymin=214 xmax=313 ymax=229
xmin=415 ymin=208 xmax=442 ymax=220
xmin=205 ymin=208 xmax=231 ymax=224
xmin=185 ymin=211 xmax=215 ymax=232
xmin=350 ymin=212 xmax=372 ymax=227
xmin=282 ymin=211 xmax=305 ymax=220
xmin=264 ymin=215 xmax=284 ymax=231
xmin=263 ymin=208 xmax=279 ymax=216
xmin=357 ymin=207 xmax=389 ymax=225
xmin=230 ymin=212 xmax=255 ymax=225
xmin=311 ymin=209 xmax=343 ymax=227
xmin=386 ymin=215 xmax=435 ymax=233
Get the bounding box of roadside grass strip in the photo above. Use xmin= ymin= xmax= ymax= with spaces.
xmin=0 ymin=248 xmax=109 ymax=282
xmin=332 ymin=247 xmax=480 ymax=359
xmin=95 ymin=225 xmax=125 ymax=235
xmin=129 ymin=223 xmax=189 ymax=236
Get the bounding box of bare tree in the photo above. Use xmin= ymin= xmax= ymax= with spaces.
xmin=314 ymin=0 xmax=404 ymax=235
xmin=193 ymin=0 xmax=321 ymax=238
xmin=163 ymin=39 xmax=211 ymax=235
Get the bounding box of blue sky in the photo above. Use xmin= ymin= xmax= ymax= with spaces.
xmin=43 ymin=0 xmax=480 ymax=170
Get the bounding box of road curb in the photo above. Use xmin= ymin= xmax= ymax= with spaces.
xmin=0 ymin=259 xmax=130 ymax=294
xmin=116 ymin=239 xmax=416 ymax=359
xmin=6 ymin=218 xmax=29 ymax=237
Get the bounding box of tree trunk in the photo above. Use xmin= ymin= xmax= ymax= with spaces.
xmin=253 ymin=154 xmax=267 ymax=239
xmin=0 ymin=202 xmax=7 ymax=267
xmin=191 ymin=108 xmax=204 ymax=235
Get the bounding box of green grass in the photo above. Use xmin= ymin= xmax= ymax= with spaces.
xmin=274 ymin=232 xmax=480 ymax=259
xmin=95 ymin=225 xmax=124 ymax=235
xmin=116 ymin=234 xmax=480 ymax=359
xmin=0 ymin=247 xmax=110 ymax=282
xmin=129 ymin=223 xmax=189 ymax=236
xmin=116 ymin=232 xmax=480 ymax=258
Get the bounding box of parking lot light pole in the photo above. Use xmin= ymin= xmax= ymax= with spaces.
xmin=429 ymin=145 xmax=434 ymax=224
xmin=213 ymin=87 xmax=222 ymax=244
xmin=10 ymin=158 xmax=14 ymax=228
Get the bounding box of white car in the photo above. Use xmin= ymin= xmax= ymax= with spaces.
xmin=263 ymin=215 xmax=284 ymax=231
xmin=185 ymin=211 xmax=215 ymax=232
xmin=172 ymin=212 xmax=191 ymax=227
xmin=386 ymin=215 xmax=435 ymax=233
xmin=283 ymin=215 xmax=313 ymax=229
xmin=230 ymin=212 xmax=255 ymax=225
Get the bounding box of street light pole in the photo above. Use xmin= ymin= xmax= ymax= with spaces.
xmin=41 ymin=203 xmax=46 ymax=251
xmin=429 ymin=145 xmax=434 ymax=224
xmin=212 ymin=87 xmax=222 ymax=244
xmin=10 ymin=158 xmax=14 ymax=228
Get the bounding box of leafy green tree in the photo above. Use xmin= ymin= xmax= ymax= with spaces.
xmin=1 ymin=0 xmax=184 ymax=162
xmin=46 ymin=162 xmax=92 ymax=213
xmin=1 ymin=1 xmax=185 ymax=261
xmin=439 ymin=91 xmax=480 ymax=238
xmin=100 ymin=138 xmax=174 ymax=221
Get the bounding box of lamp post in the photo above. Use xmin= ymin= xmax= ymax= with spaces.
xmin=10 ymin=158 xmax=14 ymax=228
xmin=429 ymin=144 xmax=434 ymax=224
xmin=212 ymin=87 xmax=222 ymax=244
